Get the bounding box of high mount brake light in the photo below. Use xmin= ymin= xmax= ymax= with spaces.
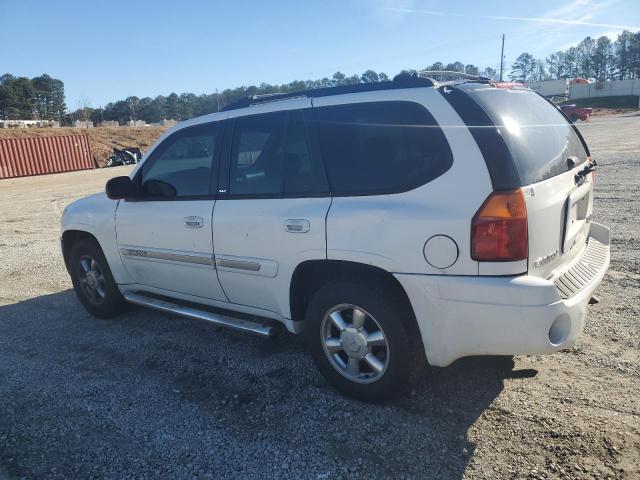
xmin=471 ymin=189 xmax=528 ymax=262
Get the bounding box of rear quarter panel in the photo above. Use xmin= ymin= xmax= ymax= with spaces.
xmin=318 ymin=88 xmax=494 ymax=275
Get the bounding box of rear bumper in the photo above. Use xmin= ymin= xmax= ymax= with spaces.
xmin=395 ymin=222 xmax=610 ymax=367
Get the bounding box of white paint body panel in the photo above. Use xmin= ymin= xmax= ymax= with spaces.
xmin=397 ymin=222 xmax=609 ymax=367
xmin=114 ymin=200 xmax=227 ymax=301
xmin=213 ymin=197 xmax=330 ymax=318
xmin=61 ymin=193 xmax=133 ymax=284
xmin=525 ymin=169 xmax=594 ymax=279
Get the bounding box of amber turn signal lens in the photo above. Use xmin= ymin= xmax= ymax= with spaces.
xmin=471 ymin=189 xmax=528 ymax=262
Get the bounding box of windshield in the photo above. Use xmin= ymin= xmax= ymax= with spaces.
xmin=459 ymin=84 xmax=589 ymax=185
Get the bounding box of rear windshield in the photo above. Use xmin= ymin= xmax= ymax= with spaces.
xmin=458 ymin=84 xmax=588 ymax=185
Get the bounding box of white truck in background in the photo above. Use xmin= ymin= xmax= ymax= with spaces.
xmin=527 ymin=78 xmax=569 ymax=98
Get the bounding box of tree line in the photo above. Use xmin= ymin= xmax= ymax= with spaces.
xmin=0 ymin=74 xmax=66 ymax=121
xmin=509 ymin=30 xmax=640 ymax=83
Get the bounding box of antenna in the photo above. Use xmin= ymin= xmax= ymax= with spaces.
xmin=499 ymin=34 xmax=505 ymax=82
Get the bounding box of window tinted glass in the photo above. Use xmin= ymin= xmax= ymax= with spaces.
xmin=141 ymin=124 xmax=218 ymax=197
xmin=229 ymin=111 xmax=328 ymax=196
xmin=230 ymin=112 xmax=286 ymax=195
xmin=313 ymin=101 xmax=453 ymax=195
xmin=284 ymin=111 xmax=328 ymax=194
xmin=459 ymin=85 xmax=588 ymax=185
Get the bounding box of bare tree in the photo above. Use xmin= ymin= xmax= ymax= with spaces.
xmin=76 ymin=95 xmax=92 ymax=125
xmin=126 ymin=96 xmax=140 ymax=122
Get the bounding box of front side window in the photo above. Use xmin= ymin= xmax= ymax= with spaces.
xmin=312 ymin=101 xmax=453 ymax=195
xmin=140 ymin=123 xmax=219 ymax=197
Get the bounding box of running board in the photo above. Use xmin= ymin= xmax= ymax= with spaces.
xmin=123 ymin=291 xmax=277 ymax=337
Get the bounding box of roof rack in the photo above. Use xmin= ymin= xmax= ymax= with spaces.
xmin=221 ymin=73 xmax=435 ymax=111
xmin=418 ymin=70 xmax=492 ymax=84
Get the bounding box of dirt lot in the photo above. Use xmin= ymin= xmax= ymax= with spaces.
xmin=0 ymin=126 xmax=167 ymax=166
xmin=0 ymin=114 xmax=638 ymax=479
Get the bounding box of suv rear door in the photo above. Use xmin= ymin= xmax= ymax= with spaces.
xmin=212 ymin=99 xmax=331 ymax=318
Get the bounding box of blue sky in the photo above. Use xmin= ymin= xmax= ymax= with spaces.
xmin=1 ymin=0 xmax=638 ymax=109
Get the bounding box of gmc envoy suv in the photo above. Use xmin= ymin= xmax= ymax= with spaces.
xmin=61 ymin=74 xmax=609 ymax=401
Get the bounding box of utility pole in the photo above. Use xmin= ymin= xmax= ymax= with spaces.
xmin=216 ymin=89 xmax=220 ymax=112
xmin=499 ymin=34 xmax=505 ymax=82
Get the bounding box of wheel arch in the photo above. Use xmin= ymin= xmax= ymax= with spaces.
xmin=289 ymin=259 xmax=420 ymax=337
xmin=61 ymin=229 xmax=102 ymax=274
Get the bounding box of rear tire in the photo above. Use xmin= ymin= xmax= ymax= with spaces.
xmin=304 ymin=279 xmax=426 ymax=402
xmin=69 ymin=239 xmax=128 ymax=319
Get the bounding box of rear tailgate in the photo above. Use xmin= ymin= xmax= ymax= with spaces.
xmin=525 ymin=169 xmax=594 ymax=278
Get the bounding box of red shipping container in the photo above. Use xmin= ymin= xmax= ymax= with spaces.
xmin=0 ymin=134 xmax=94 ymax=179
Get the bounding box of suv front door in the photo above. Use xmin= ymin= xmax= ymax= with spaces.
xmin=115 ymin=121 xmax=228 ymax=301
xmin=213 ymin=100 xmax=331 ymax=318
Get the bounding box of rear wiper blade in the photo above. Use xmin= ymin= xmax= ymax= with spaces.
xmin=574 ymin=159 xmax=597 ymax=185
xmin=577 ymin=159 xmax=597 ymax=176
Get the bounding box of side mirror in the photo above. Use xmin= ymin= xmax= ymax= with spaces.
xmin=106 ymin=176 xmax=135 ymax=199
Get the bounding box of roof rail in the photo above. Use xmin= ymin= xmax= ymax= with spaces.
xmin=418 ymin=70 xmax=492 ymax=83
xmin=221 ymin=73 xmax=435 ymax=112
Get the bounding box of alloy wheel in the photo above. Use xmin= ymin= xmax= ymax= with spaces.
xmin=320 ymin=304 xmax=390 ymax=384
xmin=78 ymin=255 xmax=107 ymax=304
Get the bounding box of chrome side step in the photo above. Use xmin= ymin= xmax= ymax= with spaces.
xmin=123 ymin=291 xmax=277 ymax=337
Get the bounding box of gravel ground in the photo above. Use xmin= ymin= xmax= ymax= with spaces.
xmin=0 ymin=114 xmax=638 ymax=480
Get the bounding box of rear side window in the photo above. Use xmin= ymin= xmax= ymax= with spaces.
xmin=283 ymin=111 xmax=329 ymax=195
xmin=230 ymin=112 xmax=286 ymax=195
xmin=459 ymin=85 xmax=588 ymax=185
xmin=228 ymin=110 xmax=329 ymax=196
xmin=312 ymin=101 xmax=453 ymax=195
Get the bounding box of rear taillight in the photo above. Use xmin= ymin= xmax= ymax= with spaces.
xmin=471 ymin=189 xmax=528 ymax=261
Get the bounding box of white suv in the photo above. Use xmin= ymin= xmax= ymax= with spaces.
xmin=61 ymin=74 xmax=610 ymax=401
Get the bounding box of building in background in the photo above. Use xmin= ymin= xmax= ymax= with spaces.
xmin=0 ymin=119 xmax=60 ymax=128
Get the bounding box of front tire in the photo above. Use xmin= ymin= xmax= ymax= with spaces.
xmin=69 ymin=239 xmax=128 ymax=319
xmin=304 ymin=280 xmax=425 ymax=402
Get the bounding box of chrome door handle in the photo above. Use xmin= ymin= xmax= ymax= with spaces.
xmin=283 ymin=219 xmax=310 ymax=233
xmin=184 ymin=216 xmax=204 ymax=228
